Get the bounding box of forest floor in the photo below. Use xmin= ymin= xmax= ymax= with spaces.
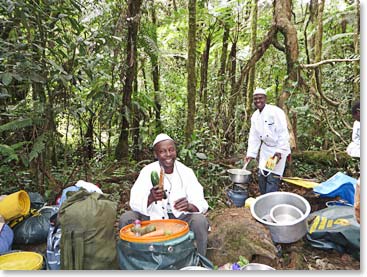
xmin=11 ymin=162 xmax=360 ymax=271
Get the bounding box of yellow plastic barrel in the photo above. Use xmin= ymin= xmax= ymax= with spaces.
xmin=0 ymin=190 xmax=30 ymax=221
xmin=0 ymin=251 xmax=43 ymax=270
xmin=120 ymin=219 xmax=189 ymax=243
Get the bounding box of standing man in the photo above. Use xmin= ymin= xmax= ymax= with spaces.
xmin=244 ymin=88 xmax=291 ymax=194
xmin=119 ymin=133 xmax=209 ymax=256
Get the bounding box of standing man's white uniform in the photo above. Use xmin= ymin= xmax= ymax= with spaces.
xmin=245 ymin=88 xmax=291 ymax=194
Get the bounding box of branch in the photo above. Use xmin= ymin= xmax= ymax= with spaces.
xmin=314 ymin=67 xmax=340 ymax=107
xmin=234 ymin=24 xmax=277 ymax=95
xmin=271 ymin=37 xmax=285 ymax=52
xmin=320 ymin=106 xmax=347 ymax=145
xmin=300 ymin=58 xmax=359 ymax=68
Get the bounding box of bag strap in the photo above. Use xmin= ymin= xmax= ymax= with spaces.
xmin=73 ymin=231 xmax=85 ymax=270
xmin=62 ymin=231 xmax=74 ymax=269
xmin=61 ymin=230 xmax=85 ymax=270
xmin=197 ymin=253 xmax=214 ymax=269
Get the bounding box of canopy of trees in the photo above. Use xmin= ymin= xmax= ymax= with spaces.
xmin=0 ymin=0 xmax=360 ymax=201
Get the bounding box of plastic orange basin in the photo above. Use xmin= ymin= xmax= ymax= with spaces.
xmin=119 ymin=219 xmax=189 ymax=243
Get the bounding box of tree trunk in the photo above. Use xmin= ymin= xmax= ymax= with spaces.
xmin=151 ymin=3 xmax=162 ymax=134
xmin=132 ymin=65 xmax=141 ymax=161
xmin=199 ymin=34 xmax=211 ymax=118
xmin=216 ymin=24 xmax=230 ymax=118
xmin=85 ymin=110 xmax=95 ymax=160
xmin=274 ymin=0 xmax=299 ymax=151
xmin=115 ymin=0 xmax=143 ymax=161
xmin=353 ymin=0 xmax=360 ymax=98
xmin=246 ymin=0 xmax=258 ymax=121
xmin=185 ymin=0 xmax=197 ymax=146
xmin=224 ymin=41 xmax=238 ymax=155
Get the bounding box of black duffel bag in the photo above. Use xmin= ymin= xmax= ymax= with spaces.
xmin=12 ymin=206 xmax=59 ymax=245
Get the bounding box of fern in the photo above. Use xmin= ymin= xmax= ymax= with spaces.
xmin=0 ymin=144 xmax=19 ymax=163
xmin=29 ymin=133 xmax=47 ymax=162
xmin=0 ymin=118 xmax=33 ymax=133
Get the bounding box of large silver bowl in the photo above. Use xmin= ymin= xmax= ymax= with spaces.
xmin=250 ymin=191 xmax=311 ymax=243
xmin=227 ymin=168 xmax=251 ymax=184
xmin=241 ymin=263 xmax=275 ymax=270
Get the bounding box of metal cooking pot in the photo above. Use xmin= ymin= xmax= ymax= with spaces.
xmin=250 ymin=192 xmax=311 ymax=243
xmin=227 ymin=168 xmax=252 ymax=184
xmin=241 ymin=263 xmax=275 ymax=270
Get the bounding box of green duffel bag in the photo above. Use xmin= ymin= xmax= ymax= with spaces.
xmin=59 ymin=189 xmax=119 ymax=270
xmin=117 ymin=231 xmax=213 ymax=270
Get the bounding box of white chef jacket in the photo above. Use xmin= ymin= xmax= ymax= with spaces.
xmin=129 ymin=160 xmax=209 ymax=220
xmin=346 ymin=120 xmax=360 ymax=158
xmin=246 ymin=104 xmax=291 ymax=176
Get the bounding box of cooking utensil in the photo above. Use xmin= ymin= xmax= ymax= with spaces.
xmin=250 ymin=191 xmax=311 ymax=243
xmin=269 ymin=204 xmax=303 ymax=224
xmin=227 ymin=168 xmax=252 ymax=184
xmin=241 ymin=263 xmax=275 ymax=270
xmin=242 ymin=160 xmax=249 ymax=170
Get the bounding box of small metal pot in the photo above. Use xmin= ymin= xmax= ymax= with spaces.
xmin=270 ymin=204 xmax=303 ymax=224
xmin=227 ymin=168 xmax=252 ymax=184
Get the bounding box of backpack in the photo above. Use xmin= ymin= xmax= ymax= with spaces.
xmin=58 ymin=189 xmax=119 ymax=270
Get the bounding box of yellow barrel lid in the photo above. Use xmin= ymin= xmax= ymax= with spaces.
xmin=0 ymin=251 xmax=43 ymax=270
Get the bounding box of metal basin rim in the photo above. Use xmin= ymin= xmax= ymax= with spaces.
xmin=250 ymin=191 xmax=311 ymax=227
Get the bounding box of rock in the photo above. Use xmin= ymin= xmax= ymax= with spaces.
xmin=207 ymin=207 xmax=278 ymax=267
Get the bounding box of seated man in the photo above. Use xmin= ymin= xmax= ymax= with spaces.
xmin=119 ymin=133 xmax=209 ymax=256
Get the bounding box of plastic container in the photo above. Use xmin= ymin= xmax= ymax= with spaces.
xmin=0 ymin=251 xmax=43 ymax=270
xmin=119 ymin=219 xmax=189 ymax=243
xmin=0 ymin=190 xmax=30 ymax=221
xmin=245 ymin=197 xmax=256 ymax=208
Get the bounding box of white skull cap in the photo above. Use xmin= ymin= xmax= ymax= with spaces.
xmin=152 ymin=133 xmax=174 ymax=147
xmin=253 ymin=88 xmax=266 ymax=95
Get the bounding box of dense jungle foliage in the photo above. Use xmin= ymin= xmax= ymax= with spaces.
xmin=0 ymin=0 xmax=360 ymax=207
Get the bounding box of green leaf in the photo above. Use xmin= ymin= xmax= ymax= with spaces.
xmin=48 ymin=60 xmax=67 ymax=74
xmin=0 ymin=144 xmax=19 ymax=163
xmin=29 ymin=133 xmax=47 ymax=162
xmin=29 ymin=72 xmax=46 ymax=83
xmin=1 ymin=72 xmax=12 ymax=85
xmin=0 ymin=118 xmax=33 ymax=133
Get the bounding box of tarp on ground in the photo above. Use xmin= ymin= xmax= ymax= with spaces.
xmin=313 ymin=172 xmax=357 ymax=205
xmin=306 ymin=206 xmax=359 ymax=259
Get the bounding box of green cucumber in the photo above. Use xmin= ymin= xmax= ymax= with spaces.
xmin=151 ymin=171 xmax=159 ymax=186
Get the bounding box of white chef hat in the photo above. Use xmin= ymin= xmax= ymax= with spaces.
xmin=152 ymin=133 xmax=174 ymax=147
xmin=253 ymin=87 xmax=266 ymax=96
